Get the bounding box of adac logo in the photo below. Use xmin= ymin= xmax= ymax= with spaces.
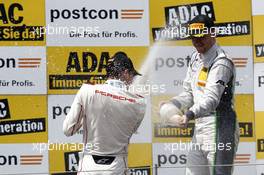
xmin=49 ymin=51 xmax=123 ymax=90
xmin=255 ymin=44 xmax=264 ymax=58
xmin=0 ymin=57 xmax=41 ymax=69
xmin=50 ymin=8 xmax=144 ymax=22
xmin=0 ymin=98 xmax=46 ymax=136
xmin=152 ymin=2 xmax=250 ymax=41
xmin=0 ymin=154 xmax=43 ymax=166
xmin=0 ymin=3 xmax=44 ymax=41
xmin=154 ymin=123 xmax=194 ymax=138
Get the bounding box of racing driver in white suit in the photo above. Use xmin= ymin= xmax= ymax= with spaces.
xmin=63 ymin=52 xmax=146 ymax=175
xmin=159 ymin=15 xmax=240 ymax=175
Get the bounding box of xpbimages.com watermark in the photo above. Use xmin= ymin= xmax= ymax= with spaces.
xmin=159 ymin=24 xmax=239 ymax=39
xmin=164 ymin=141 xmax=233 ymax=153
xmin=32 ymin=24 xmax=100 ymax=36
xmin=32 ymin=141 xmax=100 ymax=153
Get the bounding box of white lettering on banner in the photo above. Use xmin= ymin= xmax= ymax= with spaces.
xmin=167 ymin=2 xmax=214 ymax=26
xmin=255 ymin=44 xmax=264 ymax=57
xmin=0 ymin=119 xmax=45 ymax=135
xmin=0 ymin=102 xmax=7 ymax=118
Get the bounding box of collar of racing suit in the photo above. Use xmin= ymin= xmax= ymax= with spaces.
xmin=200 ymin=43 xmax=218 ymax=68
xmin=105 ymin=79 xmax=127 ymax=89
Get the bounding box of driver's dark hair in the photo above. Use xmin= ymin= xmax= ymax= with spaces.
xmin=106 ymin=52 xmax=128 ymax=79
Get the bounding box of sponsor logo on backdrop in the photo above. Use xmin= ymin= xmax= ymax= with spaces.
xmin=154 ymin=123 xmax=194 ymax=138
xmin=234 ymin=154 xmax=251 ymax=164
xmin=0 ymin=3 xmax=44 ymax=41
xmin=152 ymin=1 xmax=250 ymax=41
xmin=50 ymin=8 xmax=144 ymax=22
xmin=0 ymin=57 xmax=41 ymax=88
xmin=48 ymin=8 xmax=144 ymax=39
xmin=232 ymin=57 xmax=248 ymax=87
xmin=0 ymin=99 xmax=46 ymax=136
xmin=129 ymin=166 xmax=151 ymax=175
xmin=62 ymin=152 xmax=151 ymax=175
xmin=52 ymin=105 xmax=71 ymax=120
xmin=0 ymin=154 xmax=43 ymax=166
xmin=49 ymin=51 xmax=114 ymax=90
xmin=258 ymin=75 xmax=264 ymax=87
xmin=0 ymin=99 xmax=10 ymax=119
xmin=46 ymin=0 xmax=149 ymax=46
xmin=51 ymin=103 xmax=83 ymax=135
xmin=154 ymin=54 xmax=190 ymax=90
xmin=154 ymin=122 xmax=252 ymax=138
xmin=64 ymin=151 xmax=80 ymax=172
xmin=232 ymin=58 xmax=248 ymax=68
xmin=255 ymin=44 xmax=264 ymax=57
xmin=155 ymin=153 xmax=187 ymax=168
xmin=258 ymin=139 xmax=264 ymax=152
xmin=239 ymin=122 xmax=253 ymax=137
xmin=155 ymin=55 xmax=191 ymax=71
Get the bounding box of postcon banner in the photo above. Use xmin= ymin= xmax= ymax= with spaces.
xmin=146 ymin=45 xmax=253 ymax=95
xmin=48 ymin=95 xmax=82 ymax=143
xmin=222 ymin=46 xmax=253 ymax=94
xmin=233 ymin=142 xmax=256 ymax=175
xmin=152 ymin=143 xmax=188 ymax=175
xmin=152 ymin=143 xmax=256 ymax=175
xmin=45 ymin=0 xmax=149 ymax=46
xmin=147 ymin=46 xmax=193 ymax=95
xmin=0 ymin=144 xmax=49 ymax=175
xmin=47 ymin=47 xmax=148 ymax=94
xmin=0 ymin=96 xmax=47 ymax=143
xmin=150 ymin=0 xmax=252 ymax=46
xmin=0 ymin=47 xmax=46 ymax=94
xmin=253 ymin=15 xmax=264 ymax=63
xmin=0 ymin=0 xmax=45 ymax=46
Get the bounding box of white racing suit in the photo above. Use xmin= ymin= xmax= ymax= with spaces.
xmin=63 ymin=79 xmax=146 ymax=175
xmin=171 ymin=44 xmax=240 ymax=175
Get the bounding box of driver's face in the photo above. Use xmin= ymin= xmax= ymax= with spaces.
xmin=191 ymin=34 xmax=215 ymax=54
